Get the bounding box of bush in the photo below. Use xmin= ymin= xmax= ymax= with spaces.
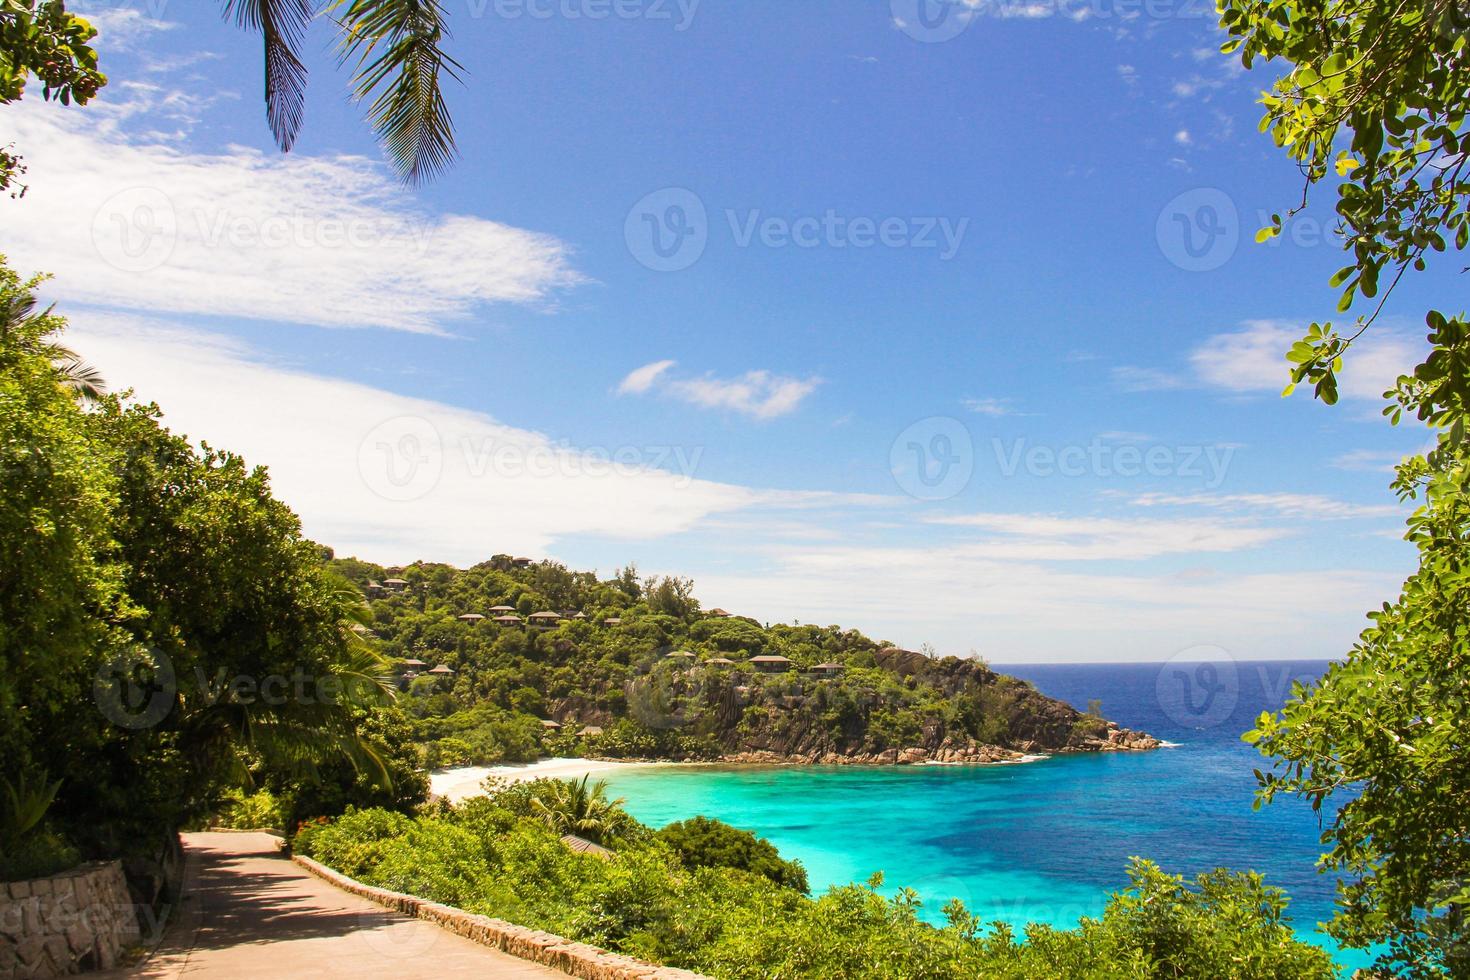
xmin=291 ymin=816 xmax=331 ymax=856
xmin=656 ymin=816 xmax=808 ymax=893
xmin=297 ymin=805 xmax=1336 ymax=980
xmin=0 ymin=830 xmax=80 ymax=882
xmin=296 ymin=807 xmax=414 ymax=878
xmin=213 ymin=789 xmax=285 ymax=830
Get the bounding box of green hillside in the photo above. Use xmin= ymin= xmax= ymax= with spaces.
xmin=330 ymin=555 xmax=1159 ymax=771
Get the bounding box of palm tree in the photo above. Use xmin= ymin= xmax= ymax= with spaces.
xmin=221 ymin=0 xmax=462 ymax=185
xmin=0 ymin=278 xmax=105 ymax=402
xmin=169 ymin=585 xmax=397 ymax=800
xmin=530 ymin=776 xmax=628 ymax=846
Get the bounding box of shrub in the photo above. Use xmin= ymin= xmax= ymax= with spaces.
xmin=297 ymin=805 xmax=1336 ymax=980
xmin=0 ymin=830 xmax=80 ymax=882
xmin=213 ymin=789 xmax=285 ymax=830
xmin=656 ymin=816 xmax=808 ymax=893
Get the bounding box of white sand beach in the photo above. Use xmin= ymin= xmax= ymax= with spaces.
xmin=428 ymin=757 xmax=646 ymax=803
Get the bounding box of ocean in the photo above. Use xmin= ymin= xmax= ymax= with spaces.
xmin=598 ymin=658 xmax=1373 ymax=971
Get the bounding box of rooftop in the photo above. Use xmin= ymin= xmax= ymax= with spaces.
xmin=560 ymin=834 xmax=613 ymax=860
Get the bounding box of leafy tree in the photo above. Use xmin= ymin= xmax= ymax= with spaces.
xmin=656 ymin=816 xmax=808 ymax=893
xmin=0 ymin=256 xmax=413 ymax=876
xmin=1221 ymin=0 xmax=1470 ymax=972
xmin=266 ymin=705 xmax=429 ymax=831
xmin=644 ymin=575 xmax=698 ymax=618
xmin=0 ymin=0 xmax=105 ymax=195
xmin=0 ymin=259 xmax=130 ymax=835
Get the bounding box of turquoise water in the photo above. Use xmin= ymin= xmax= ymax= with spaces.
xmin=599 ymin=659 xmax=1375 ymax=972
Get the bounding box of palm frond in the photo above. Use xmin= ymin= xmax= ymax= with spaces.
xmin=53 ymin=355 xmax=107 ymax=402
xmin=0 ymin=290 xmax=40 ymax=338
xmin=222 ymin=0 xmax=314 ymax=152
xmin=330 ymin=0 xmax=462 ymax=185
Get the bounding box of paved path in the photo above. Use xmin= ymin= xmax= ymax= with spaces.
xmin=107 ymin=832 xmax=569 ymax=979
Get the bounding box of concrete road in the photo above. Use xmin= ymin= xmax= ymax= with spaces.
xmin=105 ymin=832 xmax=570 ymax=979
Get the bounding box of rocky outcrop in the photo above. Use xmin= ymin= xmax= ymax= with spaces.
xmin=706 ymin=652 xmax=1159 ymax=763
xmin=554 ymin=647 xmax=1160 ymax=767
xmin=1093 ymin=725 xmax=1162 ymax=752
xmin=718 ymin=741 xmax=1026 ymax=766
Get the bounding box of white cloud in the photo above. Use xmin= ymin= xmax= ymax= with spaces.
xmin=923 ymin=512 xmax=1287 ymax=561
xmin=1112 ymin=365 xmax=1187 ymax=392
xmin=74 ymin=4 xmax=174 ymax=51
xmin=4 ymin=88 xmax=583 ymax=334
xmin=1131 ymin=491 xmax=1402 ymax=520
xmin=65 ymin=315 xmax=850 ymax=564
xmin=1332 ymin=449 xmax=1409 ymax=473
xmin=617 ymin=360 xmax=677 ymax=395
xmin=1188 ymin=319 xmax=1420 ymax=402
xmin=962 ymin=396 xmax=1016 ymax=417
xmin=59 ymin=318 xmax=1409 ymax=663
xmin=696 ymin=542 xmax=1398 ymax=661
xmin=1174 ymin=129 xmax=1192 ymax=145
xmin=619 ymin=360 xmax=821 ymax=420
xmin=670 ymin=372 xmax=821 ymax=420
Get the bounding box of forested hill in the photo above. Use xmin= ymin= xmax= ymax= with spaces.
xmin=330 ymin=554 xmax=1159 ymax=767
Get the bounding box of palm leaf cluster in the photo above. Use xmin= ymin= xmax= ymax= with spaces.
xmin=223 ymin=0 xmax=461 ymax=185
xmin=529 ymin=776 xmax=628 ymax=846
xmin=0 ymin=278 xmax=105 ymax=401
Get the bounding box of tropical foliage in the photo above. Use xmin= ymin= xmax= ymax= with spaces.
xmin=1222 ymin=0 xmax=1470 ymax=973
xmin=527 ymin=774 xmax=627 ymax=845
xmin=0 ymin=255 xmax=424 ymax=880
xmin=655 ymin=815 xmax=809 ymax=893
xmin=0 ymin=0 xmax=104 ymax=195
xmin=218 ymin=0 xmax=461 ymax=183
xmin=296 ymin=793 xmax=1335 ymax=980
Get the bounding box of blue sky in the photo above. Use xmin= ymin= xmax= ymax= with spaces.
xmin=5 ymin=0 xmax=1451 ymax=661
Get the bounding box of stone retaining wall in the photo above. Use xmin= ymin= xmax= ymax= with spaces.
xmin=292 ymin=854 xmax=709 ymax=980
xmin=0 ymin=862 xmax=141 ymax=979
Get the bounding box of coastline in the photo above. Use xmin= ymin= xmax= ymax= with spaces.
xmin=428 ymin=757 xmax=658 ymax=802
xmin=428 ymin=746 xmax=1097 ymax=804
xmin=428 ymin=731 xmax=1164 ymax=804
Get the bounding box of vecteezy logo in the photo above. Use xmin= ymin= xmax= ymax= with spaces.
xmin=85 ymin=0 xmax=174 ymax=16
xmin=1155 ymin=188 xmax=1238 ymax=272
xmin=357 ymin=907 xmax=440 ymax=958
xmin=625 ymin=649 xmax=711 ymax=730
xmin=357 ymin=416 xmax=443 ymax=503
xmin=94 ymin=646 xmax=177 ymax=730
xmin=891 ymin=0 xmax=978 ymax=42
xmin=91 ymin=186 xmax=179 ymax=274
xmin=890 ymin=416 xmax=974 ymax=500
xmin=625 ymin=188 xmax=708 ymax=272
xmin=1155 ymin=645 xmax=1239 ymax=730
